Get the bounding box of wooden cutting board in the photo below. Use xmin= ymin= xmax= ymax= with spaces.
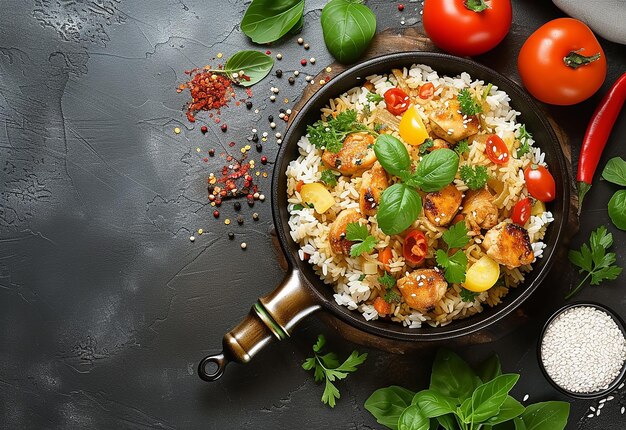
xmin=286 ymin=28 xmax=579 ymax=351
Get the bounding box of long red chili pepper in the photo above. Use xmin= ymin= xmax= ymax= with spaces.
xmin=577 ymin=72 xmax=626 ymax=214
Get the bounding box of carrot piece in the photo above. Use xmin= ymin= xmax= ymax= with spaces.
xmin=373 ymin=297 xmax=391 ymax=316
xmin=296 ymin=180 xmax=305 ymax=193
xmin=378 ymin=247 xmax=393 ymax=272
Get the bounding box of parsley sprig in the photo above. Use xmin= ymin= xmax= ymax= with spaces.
xmin=454 ymin=138 xmax=470 ymax=156
xmin=516 ymin=124 xmax=533 ymax=158
xmin=307 ymin=110 xmax=372 ymax=153
xmin=460 ymin=165 xmax=489 ymax=190
xmin=419 ymin=138 xmax=434 ymax=156
xmin=378 ymin=272 xmax=400 ymax=303
xmin=460 ymin=288 xmax=479 ymax=302
xmin=435 ymin=222 xmax=470 ymax=283
xmin=346 ymin=222 xmax=377 ymax=257
xmin=457 ymin=88 xmax=483 ymax=116
xmin=566 ymin=226 xmax=623 ymax=299
xmin=302 ymin=335 xmax=367 ymax=408
xmin=366 ymin=92 xmax=384 ymax=103
xmin=320 ymin=169 xmax=339 ymax=187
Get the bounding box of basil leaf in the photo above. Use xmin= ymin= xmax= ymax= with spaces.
xmin=321 ymin=0 xmax=376 ymax=64
xmin=477 ymin=354 xmax=502 ymax=383
xmin=602 ymin=156 xmax=626 ymax=186
xmin=398 ymin=405 xmax=430 ymax=430
xmin=412 ymin=390 xmax=458 ymax=418
xmin=413 ymin=149 xmax=459 ymax=192
xmin=224 ymin=51 xmax=274 ymax=87
xmin=374 ymin=134 xmax=411 ymax=177
xmin=429 ymin=349 xmax=480 ymax=403
xmin=608 ymin=189 xmax=626 ymax=230
xmin=520 ymin=401 xmax=570 ymax=430
xmin=365 ymin=386 xmax=416 ymax=430
xmin=465 ymin=374 xmax=520 ymax=423
xmin=486 ymin=396 xmax=525 ymax=425
xmin=241 ymin=0 xmax=304 ymax=44
xmin=377 ymin=184 xmax=422 ymax=235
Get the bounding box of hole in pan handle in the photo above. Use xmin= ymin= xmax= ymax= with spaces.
xmin=198 ymin=352 xmax=228 ymax=382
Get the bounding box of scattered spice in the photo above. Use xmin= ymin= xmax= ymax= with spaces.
xmin=221 ymin=123 xmax=228 ymax=132
xmin=237 ymin=215 xmax=244 ymax=225
xmin=297 ymin=37 xmax=304 ymax=45
xmin=182 ymin=68 xmax=235 ymax=122
xmin=198 ymin=229 xmax=203 ymax=235
xmin=276 ymin=53 xmax=283 ymax=60
xmin=241 ymin=242 xmax=247 ymax=249
xmin=398 ymin=4 xmax=405 ymax=11
xmin=246 ymin=101 xmax=253 ymax=109
xmin=256 ymin=143 xmax=263 ymax=152
xmin=224 ymin=218 xmax=231 ymax=225
xmin=200 ymin=125 xmax=208 ymax=133
xmin=310 ymin=57 xmax=316 ymax=64
xmin=261 ymin=156 xmax=268 ymax=164
xmin=189 ymin=235 xmax=195 ymax=242
xmin=252 ymin=213 xmax=259 ymax=221
xmin=234 ymin=201 xmax=241 ymax=211
xmin=275 ymin=69 xmax=283 ymax=78
xmin=213 ymin=210 xmax=220 ymax=218
xmin=304 ymin=43 xmax=310 ymax=50
xmin=208 ymin=149 xmax=215 ymax=157
xmin=288 ymin=77 xmax=295 ymax=85
xmin=228 ymin=232 xmax=235 ymax=240
xmin=301 ymin=59 xmax=307 ymax=66
xmin=174 ymin=127 xmax=181 ymax=134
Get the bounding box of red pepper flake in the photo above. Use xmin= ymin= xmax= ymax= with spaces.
xmin=208 ymin=153 xmax=261 ymax=204
xmin=181 ymin=68 xmax=234 ymax=122
xmin=398 ymin=4 xmax=404 ymax=11
xmin=265 ymin=50 xmax=271 ymax=55
xmin=203 ymin=157 xmax=209 ymax=162
xmin=300 ymin=59 xmax=307 ymax=66
xmin=200 ymin=125 xmax=208 ymax=134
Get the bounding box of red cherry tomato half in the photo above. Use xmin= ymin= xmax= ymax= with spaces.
xmin=511 ymin=198 xmax=532 ymax=225
xmin=403 ymin=230 xmax=428 ymax=265
xmin=384 ymin=87 xmax=410 ymax=116
xmin=524 ymin=165 xmax=556 ymax=202
xmin=418 ymin=82 xmax=435 ymax=99
xmin=485 ymin=135 xmax=510 ymax=164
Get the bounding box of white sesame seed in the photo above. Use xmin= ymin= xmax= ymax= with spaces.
xmin=286 ymin=109 xmax=292 ymax=115
xmin=297 ymin=37 xmax=304 ymax=44
xmin=523 ymin=394 xmax=529 ymax=402
xmin=270 ymin=95 xmax=276 ymax=101
xmin=241 ymin=242 xmax=247 ymax=249
xmin=275 ymin=132 xmax=281 ymax=138
xmin=270 ymin=122 xmax=276 ymax=129
xmin=294 ymin=70 xmax=300 ymax=76
xmin=310 ymin=57 xmax=316 ymax=64
xmin=277 ymin=139 xmax=282 ymax=144
xmin=259 ymin=194 xmax=265 ymax=201
xmin=276 ymin=53 xmax=282 ymax=60
xmin=189 ymin=236 xmax=195 ymax=242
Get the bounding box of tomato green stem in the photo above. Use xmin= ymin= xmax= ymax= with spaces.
xmin=563 ymin=51 xmax=601 ymax=69
xmin=577 ymin=181 xmax=591 ymax=216
xmin=465 ymin=0 xmax=489 ymax=12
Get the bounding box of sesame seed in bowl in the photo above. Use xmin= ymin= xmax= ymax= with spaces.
xmin=538 ymin=302 xmax=626 ymax=399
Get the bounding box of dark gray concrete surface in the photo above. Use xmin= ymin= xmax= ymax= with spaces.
xmin=1 ymin=1 xmax=624 ymax=429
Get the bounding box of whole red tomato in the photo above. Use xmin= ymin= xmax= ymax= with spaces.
xmin=524 ymin=165 xmax=556 ymax=202
xmin=423 ymin=0 xmax=512 ymax=56
xmin=518 ymin=18 xmax=607 ymax=105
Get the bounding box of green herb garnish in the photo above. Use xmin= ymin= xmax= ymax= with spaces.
xmin=482 ymin=82 xmax=493 ymax=99
xmin=435 ymin=222 xmax=470 ymax=284
xmin=302 ymin=334 xmax=367 ymax=408
xmin=320 ymin=169 xmax=339 ymax=187
xmin=346 ymin=222 xmax=377 ymax=257
xmin=454 ymin=138 xmax=470 ymax=155
xmin=516 ymin=124 xmax=533 ymax=158
xmin=366 ymin=92 xmax=384 ymax=103
xmin=379 ymin=272 xmax=400 ymax=303
xmin=365 ymin=349 xmax=570 ymax=430
xmin=419 ymin=138 xmax=434 ymax=156
xmin=373 ymin=135 xmax=460 ymax=235
xmin=460 ymin=288 xmax=479 ymax=303
xmin=457 ymin=88 xmax=483 ymax=116
xmin=567 ymin=226 xmax=623 ymax=299
xmin=460 ymin=165 xmax=489 ymax=190
xmin=292 ymin=204 xmax=304 ymax=211
xmin=307 ymin=109 xmax=371 ymax=153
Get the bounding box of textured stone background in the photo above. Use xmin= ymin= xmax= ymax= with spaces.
xmin=0 ymin=1 xmax=624 ymax=428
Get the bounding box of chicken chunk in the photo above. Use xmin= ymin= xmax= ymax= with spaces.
xmin=424 ymin=184 xmax=463 ymax=227
xmin=482 ymin=222 xmax=534 ymax=269
xmin=397 ymin=268 xmax=448 ymax=312
xmin=359 ymin=162 xmax=388 ymax=216
xmin=430 ymin=99 xmax=479 ymax=143
xmin=462 ymin=188 xmax=499 ymax=231
xmin=328 ymin=209 xmax=362 ymax=255
xmin=322 ymin=133 xmax=377 ymax=176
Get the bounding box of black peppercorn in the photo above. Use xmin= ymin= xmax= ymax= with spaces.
xmin=237 ymin=215 xmax=244 ymax=225
xmin=228 ymin=232 xmax=234 ymax=240
xmin=268 ymin=115 xmax=274 ymax=122
xmin=288 ymin=77 xmax=295 ymax=85
xmin=245 ymin=101 xmax=253 ymax=109
xmin=275 ymin=69 xmax=283 ymax=78
xmin=251 ymin=133 xmax=259 ymax=142
xmin=279 ymin=108 xmax=286 ymax=113
xmin=234 ymin=201 xmax=241 ymax=211
xmin=252 ymin=213 xmax=259 ymax=221
xmin=256 ymin=143 xmax=263 ymax=152
xmin=208 ymin=149 xmax=215 ymax=156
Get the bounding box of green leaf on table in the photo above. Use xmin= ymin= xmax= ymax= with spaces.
xmin=321 ymin=0 xmax=377 ymax=64
xmin=477 ymin=354 xmax=502 ymax=383
xmin=608 ymin=189 xmax=626 ymax=230
xmin=398 ymin=404 xmax=430 ymax=430
xmin=377 ymin=184 xmax=423 ymax=235
xmin=602 ymin=156 xmax=626 ymax=186
xmin=520 ymin=401 xmax=569 ymax=430
xmin=241 ymin=0 xmax=304 ymax=44
xmin=224 ymin=51 xmax=274 ymax=86
xmin=430 ymin=349 xmax=480 ymax=402
xmin=365 ymin=386 xmax=416 ymax=430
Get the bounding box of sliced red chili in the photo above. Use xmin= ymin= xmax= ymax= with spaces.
xmin=403 ymin=230 xmax=428 ymax=265
xmin=485 ymin=134 xmax=510 ymax=164
xmin=418 ymin=82 xmax=435 ymax=99
xmin=384 ymin=88 xmax=410 ymax=115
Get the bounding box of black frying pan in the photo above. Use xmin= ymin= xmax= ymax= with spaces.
xmin=198 ymin=52 xmax=569 ymax=382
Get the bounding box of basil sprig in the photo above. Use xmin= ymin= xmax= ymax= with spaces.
xmin=223 ymin=51 xmax=274 ymax=86
xmin=373 ymin=135 xmax=459 ymax=235
xmin=241 ymin=0 xmax=304 ymax=44
xmin=365 ymin=349 xmax=570 ymax=430
xmin=321 ymin=0 xmax=376 ymax=64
